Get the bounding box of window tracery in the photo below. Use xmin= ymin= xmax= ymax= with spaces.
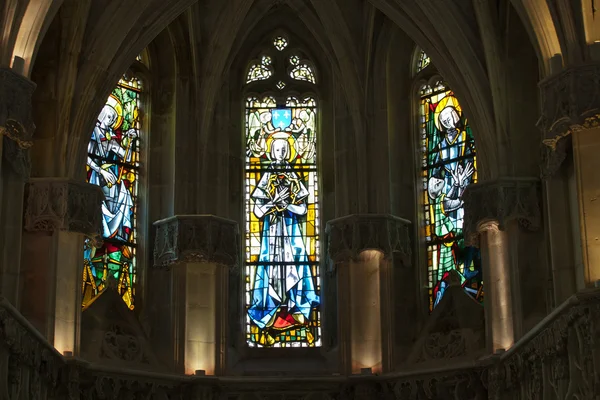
xmin=244 ymin=35 xmax=321 ymax=347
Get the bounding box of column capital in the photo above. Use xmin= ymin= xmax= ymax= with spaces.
xmin=537 ymin=63 xmax=600 ymax=177
xmin=463 ymin=178 xmax=541 ymax=244
xmin=24 ymin=178 xmax=104 ymax=238
xmin=0 ymin=67 xmax=36 ymax=179
xmin=326 ymin=214 xmax=411 ymax=263
xmin=153 ymin=215 xmax=240 ymax=268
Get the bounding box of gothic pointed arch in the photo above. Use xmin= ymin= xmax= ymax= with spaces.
xmin=243 ymin=32 xmax=321 ymax=348
xmin=413 ymin=47 xmax=483 ymax=312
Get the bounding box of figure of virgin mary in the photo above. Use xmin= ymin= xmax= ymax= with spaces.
xmin=248 ymin=136 xmax=320 ymax=337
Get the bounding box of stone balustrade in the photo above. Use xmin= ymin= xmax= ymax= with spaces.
xmin=1 ymin=289 xmax=599 ymax=399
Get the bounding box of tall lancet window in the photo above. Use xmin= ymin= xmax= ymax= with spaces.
xmin=415 ymin=49 xmax=483 ymax=312
xmin=82 ymin=72 xmax=143 ymax=310
xmin=244 ymin=34 xmax=321 ymax=347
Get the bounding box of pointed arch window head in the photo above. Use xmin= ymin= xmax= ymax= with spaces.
xmin=246 ymin=56 xmax=274 ymax=83
xmin=416 ymin=49 xmax=431 ymax=73
xmin=419 ymin=80 xmax=483 ymax=312
xmin=82 ymin=75 xmax=142 ymax=310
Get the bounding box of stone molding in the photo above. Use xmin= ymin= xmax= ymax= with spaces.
xmin=153 ymin=214 xmax=240 ymax=268
xmin=24 ymin=178 xmax=104 ymax=238
xmin=537 ymin=63 xmax=600 ymax=177
xmin=0 ymin=67 xmax=36 ymax=179
xmin=463 ymin=178 xmax=541 ymax=244
xmin=326 ymin=214 xmax=411 ymax=263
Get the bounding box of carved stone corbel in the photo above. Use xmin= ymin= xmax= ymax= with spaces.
xmin=0 ymin=68 xmax=36 ymax=179
xmin=326 ymin=214 xmax=411 ymax=264
xmin=537 ymin=63 xmax=600 ymax=177
xmin=23 ymin=178 xmax=104 ymax=239
xmin=153 ymin=215 xmax=240 ymax=268
xmin=462 ymin=178 xmax=541 ymax=245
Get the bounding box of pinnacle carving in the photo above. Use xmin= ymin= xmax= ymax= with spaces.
xmin=24 ymin=178 xmax=104 ymax=238
xmin=153 ymin=215 xmax=240 ymax=267
xmin=0 ymin=67 xmax=36 ymax=179
xmin=463 ymin=178 xmax=541 ymax=244
xmin=326 ymin=214 xmax=411 ymax=263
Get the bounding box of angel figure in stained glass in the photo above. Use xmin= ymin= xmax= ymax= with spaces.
xmin=248 ymin=135 xmax=320 ymax=340
xmin=426 ymin=96 xmax=477 ymax=307
xmin=87 ymin=95 xmax=137 ymax=241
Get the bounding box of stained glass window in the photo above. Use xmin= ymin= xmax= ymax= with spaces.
xmin=288 ymin=55 xmax=316 ymax=84
xmin=244 ymin=95 xmax=321 ymax=347
xmin=420 ymin=84 xmax=483 ymax=312
xmin=416 ymin=49 xmax=431 ymax=73
xmin=82 ymin=76 xmax=141 ymax=310
xmin=273 ymin=36 xmax=288 ymax=51
xmin=247 ymin=56 xmax=273 ymax=83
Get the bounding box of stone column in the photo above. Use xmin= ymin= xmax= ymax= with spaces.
xmin=0 ymin=67 xmax=36 ymax=306
xmin=463 ymin=178 xmax=542 ymax=351
xmin=153 ymin=215 xmax=239 ymax=375
xmin=327 ymin=214 xmax=411 ymax=375
xmin=538 ymin=64 xmax=600 ymax=301
xmin=21 ymin=178 xmax=103 ymax=355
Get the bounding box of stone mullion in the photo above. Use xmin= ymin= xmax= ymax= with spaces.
xmin=153 ymin=215 xmax=239 ymax=375
xmin=327 ymin=214 xmax=411 ymax=374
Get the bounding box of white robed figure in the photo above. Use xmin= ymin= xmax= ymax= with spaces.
xmin=86 ymin=95 xmax=137 ymax=241
xmin=248 ymin=137 xmax=320 ymax=332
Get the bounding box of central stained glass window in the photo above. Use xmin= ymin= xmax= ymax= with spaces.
xmin=244 ymin=94 xmax=321 ymax=347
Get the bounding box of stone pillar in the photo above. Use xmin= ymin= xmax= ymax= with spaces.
xmin=21 ymin=178 xmax=103 ymax=355
xmin=538 ymin=64 xmax=600 ymax=301
xmin=153 ymin=215 xmax=239 ymax=375
xmin=463 ymin=178 xmax=542 ymax=350
xmin=0 ymin=67 xmax=36 ymax=306
xmin=327 ymin=214 xmax=411 ymax=374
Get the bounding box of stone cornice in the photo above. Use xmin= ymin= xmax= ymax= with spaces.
xmin=326 ymin=214 xmax=411 ymax=263
xmin=24 ymin=178 xmax=104 ymax=238
xmin=463 ymin=178 xmax=541 ymax=244
xmin=153 ymin=215 xmax=240 ymax=268
xmin=537 ymin=63 xmax=600 ymax=176
xmin=0 ymin=67 xmax=36 ymax=179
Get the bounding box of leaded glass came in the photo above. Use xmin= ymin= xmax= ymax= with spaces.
xmin=420 ymin=85 xmax=483 ymax=311
xmin=244 ymin=96 xmax=321 ymax=348
xmin=82 ymin=77 xmax=141 ymax=310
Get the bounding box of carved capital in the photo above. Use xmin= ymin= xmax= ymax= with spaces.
xmin=537 ymin=63 xmax=600 ymax=176
xmin=463 ymin=178 xmax=541 ymax=244
xmin=153 ymin=215 xmax=240 ymax=267
xmin=0 ymin=68 xmax=36 ymax=179
xmin=326 ymin=214 xmax=411 ymax=263
xmin=24 ymin=178 xmax=104 ymax=237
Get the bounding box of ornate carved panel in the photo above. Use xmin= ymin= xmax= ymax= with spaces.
xmin=537 ymin=63 xmax=600 ymax=176
xmin=463 ymin=178 xmax=541 ymax=243
xmin=153 ymin=215 xmax=240 ymax=267
xmin=326 ymin=214 xmax=411 ymax=263
xmin=24 ymin=178 xmax=104 ymax=238
xmin=0 ymin=67 xmax=36 ymax=179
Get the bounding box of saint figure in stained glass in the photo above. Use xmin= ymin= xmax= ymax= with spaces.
xmin=245 ymin=97 xmax=320 ymax=347
xmin=421 ymin=88 xmax=482 ymax=311
xmin=83 ymin=78 xmax=140 ymax=310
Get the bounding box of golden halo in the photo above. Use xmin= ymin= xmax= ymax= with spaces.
xmin=434 ymin=95 xmax=463 ymax=132
xmin=105 ymin=94 xmax=124 ymax=130
xmin=265 ymin=131 xmax=297 ymax=162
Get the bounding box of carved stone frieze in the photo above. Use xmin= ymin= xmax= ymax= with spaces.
xmin=537 ymin=63 xmax=600 ymax=176
xmin=326 ymin=214 xmax=411 ymax=263
xmin=24 ymin=178 xmax=104 ymax=238
xmin=462 ymin=177 xmax=541 ymax=243
xmin=0 ymin=67 xmax=36 ymax=179
xmin=153 ymin=215 xmax=240 ymax=268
